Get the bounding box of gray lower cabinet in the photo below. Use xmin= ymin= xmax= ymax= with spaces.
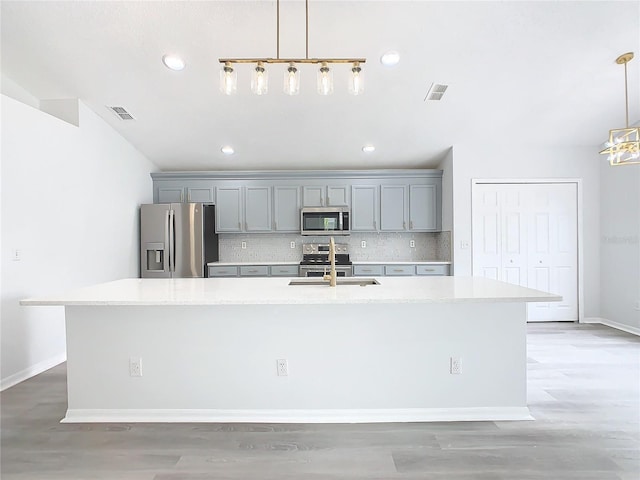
xmin=352 ymin=264 xmax=384 ymax=276
xmin=270 ymin=265 xmax=300 ymax=276
xmin=353 ymin=263 xmax=450 ymax=277
xmin=208 ymin=264 xmax=299 ymax=277
xmin=385 ymin=265 xmax=415 ymax=276
xmin=416 ymin=264 xmax=449 ymax=275
xmin=351 ymin=185 xmax=378 ymax=231
xmin=239 ymin=265 xmax=269 ymax=276
xmin=273 ymin=186 xmax=300 ymax=232
xmin=208 ymin=266 xmax=239 ymax=277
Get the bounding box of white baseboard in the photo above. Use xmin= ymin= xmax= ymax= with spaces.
xmin=62 ymin=407 xmax=533 ymax=424
xmin=582 ymin=317 xmax=640 ymax=336
xmin=0 ymin=353 xmax=66 ymax=392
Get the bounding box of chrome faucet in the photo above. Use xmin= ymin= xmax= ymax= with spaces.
xmin=323 ymin=236 xmax=337 ymax=287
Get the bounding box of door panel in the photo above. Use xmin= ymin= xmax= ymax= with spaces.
xmin=473 ymin=182 xmax=578 ymax=322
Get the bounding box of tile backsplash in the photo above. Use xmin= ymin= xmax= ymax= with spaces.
xmin=218 ymin=231 xmax=451 ymax=263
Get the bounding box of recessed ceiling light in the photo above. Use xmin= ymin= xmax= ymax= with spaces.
xmin=162 ymin=54 xmax=185 ymax=71
xmin=380 ymin=51 xmax=400 ymax=67
xmin=221 ymin=146 xmax=235 ymax=155
xmin=362 ymin=145 xmax=375 ymax=153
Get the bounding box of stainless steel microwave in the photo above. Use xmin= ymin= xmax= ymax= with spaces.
xmin=300 ymin=207 xmax=350 ymax=236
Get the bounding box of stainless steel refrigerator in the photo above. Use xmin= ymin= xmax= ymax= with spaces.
xmin=140 ymin=203 xmax=218 ymax=278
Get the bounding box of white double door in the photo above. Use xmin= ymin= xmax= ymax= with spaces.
xmin=472 ymin=182 xmax=578 ymax=321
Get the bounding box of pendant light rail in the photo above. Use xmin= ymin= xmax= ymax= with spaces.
xmin=218 ymin=58 xmax=366 ymax=65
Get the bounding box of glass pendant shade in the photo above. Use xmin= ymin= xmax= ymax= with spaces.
xmin=349 ymin=62 xmax=364 ymax=95
xmin=284 ymin=63 xmax=300 ymax=95
xmin=317 ymin=62 xmax=334 ymax=95
xmin=600 ymin=127 xmax=640 ymax=165
xmin=219 ymin=62 xmax=237 ymax=95
xmin=251 ymin=62 xmax=269 ymax=95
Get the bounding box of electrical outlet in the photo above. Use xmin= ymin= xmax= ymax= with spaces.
xmin=11 ymin=249 xmax=22 ymax=261
xmin=276 ymin=359 xmax=288 ymax=376
xmin=450 ymin=357 xmax=461 ymax=375
xmin=129 ymin=357 xmax=143 ymax=377
xmin=361 ymin=240 xmax=367 ymax=248
xmin=241 ymin=241 xmax=247 ymax=249
xmin=410 ymin=240 xmax=415 ymax=248
xmin=290 ymin=241 xmax=296 ymax=249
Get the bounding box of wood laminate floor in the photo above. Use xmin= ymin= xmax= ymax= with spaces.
xmin=1 ymin=322 xmax=639 ymax=479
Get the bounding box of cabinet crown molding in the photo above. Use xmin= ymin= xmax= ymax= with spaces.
xmin=151 ymin=169 xmax=443 ymax=181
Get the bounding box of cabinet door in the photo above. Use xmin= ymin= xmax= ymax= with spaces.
xmin=274 ymin=186 xmax=301 ymax=232
xmin=380 ymin=185 xmax=407 ymax=231
xmin=327 ymin=185 xmax=350 ymax=206
xmin=302 ymin=186 xmax=325 ymax=207
xmin=351 ymin=185 xmax=378 ymax=231
xmin=215 ymin=187 xmax=243 ymax=232
xmin=157 ymin=187 xmax=184 ymax=203
xmin=187 ymin=187 xmax=214 ymax=203
xmin=409 ymin=184 xmax=437 ymax=231
xmin=245 ymin=186 xmax=272 ymax=232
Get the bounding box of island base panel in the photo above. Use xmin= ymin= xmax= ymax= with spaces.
xmin=64 ymin=303 xmax=528 ymax=423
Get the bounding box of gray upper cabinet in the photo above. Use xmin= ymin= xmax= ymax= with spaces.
xmin=302 ymin=185 xmax=350 ymax=207
xmin=152 ymin=170 xmax=442 ymax=234
xmin=245 ymin=186 xmax=272 ymax=232
xmin=302 ymin=186 xmax=324 ymax=207
xmin=273 ymin=186 xmax=300 ymax=232
xmin=186 ymin=187 xmax=214 ymax=203
xmin=409 ymin=184 xmax=438 ymax=231
xmin=326 ymin=186 xmax=349 ymax=206
xmin=215 ymin=187 xmax=243 ymax=232
xmin=157 ymin=187 xmax=185 ymax=203
xmin=380 ymin=185 xmax=407 ymax=231
xmin=351 ymin=185 xmax=378 ymax=231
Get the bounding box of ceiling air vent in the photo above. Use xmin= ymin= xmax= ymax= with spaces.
xmin=108 ymin=106 xmax=135 ymax=120
xmin=424 ymin=83 xmax=448 ymax=101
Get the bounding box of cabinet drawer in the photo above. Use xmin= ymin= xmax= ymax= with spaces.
xmin=239 ymin=265 xmax=269 ymax=277
xmin=353 ymin=265 xmax=384 ymax=276
xmin=384 ymin=265 xmax=415 ymax=276
xmin=416 ymin=264 xmax=449 ymax=276
xmin=270 ymin=265 xmax=300 ymax=276
xmin=208 ymin=266 xmax=239 ymax=277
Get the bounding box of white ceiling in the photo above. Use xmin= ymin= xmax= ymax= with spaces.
xmin=2 ymin=1 xmax=639 ymax=171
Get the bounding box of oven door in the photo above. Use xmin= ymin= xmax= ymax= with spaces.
xmin=299 ymin=265 xmax=352 ymax=277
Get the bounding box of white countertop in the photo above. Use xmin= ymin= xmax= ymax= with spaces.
xmin=21 ymin=277 xmax=561 ymax=306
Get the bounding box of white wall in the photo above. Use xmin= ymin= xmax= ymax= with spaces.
xmin=599 ymin=162 xmax=640 ymax=333
xmin=450 ymin=144 xmax=601 ymax=318
xmin=1 ymin=94 xmax=156 ymax=389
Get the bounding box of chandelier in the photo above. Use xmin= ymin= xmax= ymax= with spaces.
xmin=219 ymin=0 xmax=365 ymax=96
xmin=599 ymin=52 xmax=640 ymax=166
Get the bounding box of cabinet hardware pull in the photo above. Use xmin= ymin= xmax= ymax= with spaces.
xmin=373 ymin=220 xmax=377 ymax=229
xmin=238 ymin=222 xmax=241 ymax=230
xmin=425 ymin=268 xmax=434 ymax=272
xmin=410 ymin=221 xmax=414 ymax=229
xmin=393 ymin=269 xmax=403 ymax=272
xmin=403 ymin=221 xmax=406 ymax=229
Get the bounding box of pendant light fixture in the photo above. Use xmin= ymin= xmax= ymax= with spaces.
xmin=599 ymin=52 xmax=640 ymax=166
xmin=219 ymin=0 xmax=365 ymax=95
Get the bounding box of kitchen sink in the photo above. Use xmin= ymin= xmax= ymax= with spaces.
xmin=288 ymin=278 xmax=380 ymax=287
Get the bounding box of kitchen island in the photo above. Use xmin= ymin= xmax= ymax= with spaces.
xmin=22 ymin=277 xmax=560 ymax=423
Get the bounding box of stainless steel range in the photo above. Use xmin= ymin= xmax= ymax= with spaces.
xmin=299 ymin=242 xmax=352 ymax=277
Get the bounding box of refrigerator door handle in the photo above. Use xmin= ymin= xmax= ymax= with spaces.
xmin=168 ymin=209 xmax=175 ymax=272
